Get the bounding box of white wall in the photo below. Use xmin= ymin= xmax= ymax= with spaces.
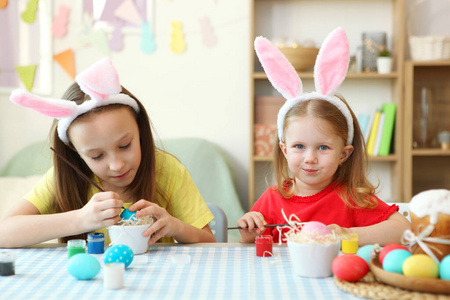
xmin=1 ymin=0 xmax=448 ymax=209
xmin=0 ymin=0 xmax=251 ymax=208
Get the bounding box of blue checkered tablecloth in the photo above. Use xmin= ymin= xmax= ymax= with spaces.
xmin=0 ymin=246 xmax=362 ymax=300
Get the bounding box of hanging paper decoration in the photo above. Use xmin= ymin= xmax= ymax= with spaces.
xmin=15 ymin=65 xmax=36 ymax=91
xmin=114 ymin=0 xmax=141 ymax=26
xmin=53 ymin=49 xmax=75 ymax=79
xmin=88 ymin=30 xmax=110 ymax=55
xmin=170 ymin=21 xmax=186 ymax=54
xmin=21 ymin=0 xmax=39 ymax=24
xmin=109 ymin=22 xmax=125 ymax=52
xmin=52 ymin=5 xmax=70 ymax=38
xmin=93 ymin=0 xmax=107 ymax=20
xmin=199 ymin=17 xmax=217 ymax=48
xmin=0 ymin=0 xmax=8 ymax=9
xmin=141 ymin=21 xmax=156 ymax=54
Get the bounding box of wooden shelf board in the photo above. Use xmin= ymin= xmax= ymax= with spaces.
xmin=412 ymin=148 xmax=450 ymax=156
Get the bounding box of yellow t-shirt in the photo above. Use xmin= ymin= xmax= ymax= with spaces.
xmin=25 ymin=152 xmax=214 ymax=244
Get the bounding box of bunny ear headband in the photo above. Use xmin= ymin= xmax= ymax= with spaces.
xmin=254 ymin=27 xmax=353 ymax=145
xmin=10 ymin=57 xmax=140 ymax=143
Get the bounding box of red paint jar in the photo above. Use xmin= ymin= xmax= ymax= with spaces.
xmin=256 ymin=235 xmax=273 ymax=257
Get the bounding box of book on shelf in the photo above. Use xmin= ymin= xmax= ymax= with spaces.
xmin=378 ymin=103 xmax=397 ymax=156
xmin=366 ymin=111 xmax=381 ymax=156
xmin=357 ymin=114 xmax=371 ymax=138
xmin=373 ymin=113 xmax=385 ymax=156
xmin=358 ymin=103 xmax=397 ymax=156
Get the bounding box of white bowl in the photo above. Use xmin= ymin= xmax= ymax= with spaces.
xmin=107 ymin=224 xmax=151 ymax=255
xmin=287 ymin=239 xmax=340 ymax=278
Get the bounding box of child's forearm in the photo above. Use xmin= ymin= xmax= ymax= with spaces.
xmin=0 ymin=211 xmax=82 ymax=248
xmin=350 ymin=212 xmax=411 ymax=246
xmin=171 ymin=219 xmax=216 ymax=244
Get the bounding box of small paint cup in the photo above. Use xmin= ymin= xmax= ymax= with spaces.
xmin=341 ymin=233 xmax=359 ymax=254
xmin=256 ymin=235 xmax=273 ymax=257
xmin=0 ymin=251 xmax=16 ymax=276
xmin=67 ymin=239 xmax=86 ymax=258
xmin=87 ymin=233 xmax=105 ymax=254
xmin=104 ymin=263 xmax=125 ymax=289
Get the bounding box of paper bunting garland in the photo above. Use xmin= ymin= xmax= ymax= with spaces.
xmin=141 ymin=22 xmax=156 ymax=54
xmin=170 ymin=21 xmax=186 ymax=54
xmin=114 ymin=0 xmax=141 ymax=26
xmin=0 ymin=0 xmax=8 ymax=9
xmin=52 ymin=5 xmax=70 ymax=38
xmin=15 ymin=65 xmax=36 ymax=91
xmin=199 ymin=17 xmax=217 ymax=48
xmin=53 ymin=49 xmax=75 ymax=79
xmin=21 ymin=0 xmax=38 ymax=24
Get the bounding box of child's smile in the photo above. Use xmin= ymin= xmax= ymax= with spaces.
xmin=280 ymin=115 xmax=353 ymax=196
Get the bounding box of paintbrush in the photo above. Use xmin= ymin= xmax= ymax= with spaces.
xmin=50 ymin=147 xmax=105 ymax=192
xmin=227 ymin=223 xmax=303 ymax=230
xmin=50 ymin=147 xmax=126 ymax=210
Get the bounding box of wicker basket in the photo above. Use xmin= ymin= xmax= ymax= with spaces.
xmin=409 ymin=35 xmax=450 ymax=61
xmin=279 ymin=46 xmax=319 ymax=71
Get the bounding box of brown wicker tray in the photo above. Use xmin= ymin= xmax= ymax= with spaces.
xmin=369 ymin=258 xmax=450 ymax=294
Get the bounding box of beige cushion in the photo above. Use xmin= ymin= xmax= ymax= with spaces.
xmin=0 ymin=175 xmax=42 ymax=219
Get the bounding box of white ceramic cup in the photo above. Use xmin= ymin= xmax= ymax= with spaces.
xmin=107 ymin=224 xmax=151 ymax=255
xmin=287 ymin=239 xmax=340 ymax=278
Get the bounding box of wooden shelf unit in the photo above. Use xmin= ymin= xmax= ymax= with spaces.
xmin=249 ymin=0 xmax=406 ymax=208
xmin=403 ymin=60 xmax=450 ymax=201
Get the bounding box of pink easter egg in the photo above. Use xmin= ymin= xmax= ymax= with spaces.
xmin=302 ymin=221 xmax=332 ymax=236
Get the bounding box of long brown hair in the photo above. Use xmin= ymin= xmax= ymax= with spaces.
xmin=50 ymin=83 xmax=163 ymax=242
xmin=273 ymin=96 xmax=378 ymax=209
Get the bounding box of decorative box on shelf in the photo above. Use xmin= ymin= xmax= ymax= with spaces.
xmin=254 ymin=124 xmax=277 ymax=157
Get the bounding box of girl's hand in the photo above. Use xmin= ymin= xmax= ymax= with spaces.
xmin=327 ymin=224 xmax=351 ymax=236
xmin=78 ymin=192 xmax=123 ymax=232
xmin=237 ymin=211 xmax=267 ymax=243
xmin=130 ymin=200 xmax=178 ymax=245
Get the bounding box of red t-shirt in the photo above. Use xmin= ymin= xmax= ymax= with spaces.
xmin=251 ymin=183 xmax=398 ymax=243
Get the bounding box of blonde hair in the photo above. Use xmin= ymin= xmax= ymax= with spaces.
xmin=50 ymin=83 xmax=168 ymax=243
xmin=273 ymin=96 xmax=378 ymax=209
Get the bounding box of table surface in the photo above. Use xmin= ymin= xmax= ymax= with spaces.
xmin=0 ymin=243 xmax=362 ymax=300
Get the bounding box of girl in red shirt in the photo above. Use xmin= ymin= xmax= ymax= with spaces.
xmin=238 ymin=28 xmax=410 ymax=245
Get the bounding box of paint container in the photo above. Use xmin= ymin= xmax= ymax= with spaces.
xmin=341 ymin=233 xmax=359 ymax=254
xmin=0 ymin=251 xmax=16 ymax=276
xmin=87 ymin=233 xmax=105 ymax=254
xmin=104 ymin=262 xmax=125 ymax=289
xmin=67 ymin=239 xmax=86 ymax=259
xmin=256 ymin=235 xmax=273 ymax=257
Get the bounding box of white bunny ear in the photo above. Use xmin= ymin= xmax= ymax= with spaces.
xmin=254 ymin=37 xmax=303 ymax=100
xmin=10 ymin=89 xmax=77 ymax=118
xmin=75 ymin=57 xmax=121 ymax=101
xmin=314 ymin=28 xmax=349 ymax=96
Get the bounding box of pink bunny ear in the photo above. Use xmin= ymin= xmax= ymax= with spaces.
xmin=254 ymin=37 xmax=302 ymax=100
xmin=10 ymin=89 xmax=77 ymax=118
xmin=75 ymin=57 xmax=122 ymax=101
xmin=314 ymin=28 xmax=349 ymax=96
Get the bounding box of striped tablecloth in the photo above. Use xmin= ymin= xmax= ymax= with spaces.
xmin=0 ymin=245 xmax=362 ymax=300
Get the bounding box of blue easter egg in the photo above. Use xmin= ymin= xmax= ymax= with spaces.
xmin=67 ymin=253 xmax=100 ymax=280
xmin=382 ymin=249 xmax=412 ymax=274
xmin=103 ymin=244 xmax=134 ymax=268
xmin=120 ymin=208 xmax=137 ymax=221
xmin=440 ymin=254 xmax=450 ymax=280
xmin=356 ymin=244 xmax=374 ymax=264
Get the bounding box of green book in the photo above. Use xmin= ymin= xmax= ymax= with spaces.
xmin=378 ymin=103 xmax=397 ymax=156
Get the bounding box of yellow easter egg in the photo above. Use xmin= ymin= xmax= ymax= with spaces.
xmin=402 ymin=254 xmax=439 ymax=278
